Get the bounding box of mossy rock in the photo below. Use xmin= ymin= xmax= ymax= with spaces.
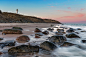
xmin=40 ymin=41 xmax=57 ymax=51
xmin=12 ymin=27 xmax=23 ymax=30
xmin=49 ymin=35 xmax=67 ymax=44
xmin=8 ymin=45 xmax=39 ymax=55
xmin=66 ymin=33 xmax=80 ymax=38
xmin=2 ymin=29 xmax=22 ymax=34
xmin=60 ymin=42 xmax=75 ymax=47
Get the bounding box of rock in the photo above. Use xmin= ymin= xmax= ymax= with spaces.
xmin=75 ymin=32 xmax=79 ymax=34
xmin=42 ymin=31 xmax=49 ymax=35
xmin=66 ymin=33 xmax=80 ymax=38
xmin=82 ymin=40 xmax=86 ymax=43
xmin=0 ymin=10 xmax=2 ymax=14
xmin=40 ymin=41 xmax=57 ymax=51
xmin=81 ymin=30 xmax=86 ymax=32
xmin=57 ymin=29 xmax=64 ymax=32
xmin=2 ymin=29 xmax=22 ymax=34
xmin=0 ymin=40 xmax=16 ymax=49
xmin=0 ymin=38 xmax=3 ymax=41
xmin=35 ymin=33 xmax=43 ymax=36
xmin=49 ymin=35 xmax=67 ymax=44
xmin=0 ymin=52 xmax=3 ymax=55
xmin=8 ymin=45 xmax=39 ymax=55
xmin=47 ymin=28 xmax=54 ymax=32
xmin=16 ymin=35 xmax=30 ymax=43
xmin=0 ymin=30 xmax=2 ymax=32
xmin=60 ymin=42 xmax=75 ymax=47
xmin=55 ymin=32 xmax=63 ymax=35
xmin=35 ymin=28 xmax=41 ymax=32
xmin=66 ymin=28 xmax=74 ymax=32
xmin=12 ymin=27 xmax=23 ymax=30
xmin=77 ymin=28 xmax=82 ymax=30
xmin=35 ymin=35 xmax=40 ymax=38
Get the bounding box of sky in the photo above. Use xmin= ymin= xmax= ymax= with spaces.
xmin=0 ymin=0 xmax=86 ymax=23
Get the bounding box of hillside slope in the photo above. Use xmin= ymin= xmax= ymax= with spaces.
xmin=0 ymin=12 xmax=61 ymax=23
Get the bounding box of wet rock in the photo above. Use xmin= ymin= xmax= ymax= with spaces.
xmin=77 ymin=28 xmax=82 ymax=30
xmin=81 ymin=30 xmax=86 ymax=32
xmin=0 ymin=40 xmax=16 ymax=49
xmin=82 ymin=40 xmax=86 ymax=43
xmin=75 ymin=32 xmax=79 ymax=34
xmin=35 ymin=33 xmax=43 ymax=36
xmin=35 ymin=28 xmax=41 ymax=32
xmin=0 ymin=38 xmax=3 ymax=41
xmin=49 ymin=35 xmax=67 ymax=44
xmin=12 ymin=27 xmax=23 ymax=30
xmin=35 ymin=35 xmax=40 ymax=38
xmin=8 ymin=45 xmax=39 ymax=55
xmin=42 ymin=31 xmax=49 ymax=35
xmin=0 ymin=30 xmax=2 ymax=32
xmin=47 ymin=28 xmax=54 ymax=32
xmin=55 ymin=32 xmax=63 ymax=35
xmin=66 ymin=28 xmax=74 ymax=32
xmin=16 ymin=35 xmax=30 ymax=43
xmin=2 ymin=29 xmax=22 ymax=34
xmin=60 ymin=42 xmax=75 ymax=47
xmin=66 ymin=33 xmax=80 ymax=38
xmin=57 ymin=29 xmax=64 ymax=32
xmin=0 ymin=52 xmax=3 ymax=55
xmin=40 ymin=41 xmax=57 ymax=51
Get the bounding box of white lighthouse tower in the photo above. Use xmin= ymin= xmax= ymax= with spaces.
xmin=16 ymin=9 xmax=18 ymax=14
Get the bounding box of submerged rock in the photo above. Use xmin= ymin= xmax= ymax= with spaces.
xmin=55 ymin=32 xmax=63 ymax=35
xmin=66 ymin=28 xmax=74 ymax=32
xmin=40 ymin=41 xmax=57 ymax=51
xmin=0 ymin=38 xmax=3 ymax=41
xmin=35 ymin=33 xmax=43 ymax=36
xmin=47 ymin=28 xmax=54 ymax=32
xmin=60 ymin=42 xmax=75 ymax=47
xmin=81 ymin=30 xmax=86 ymax=32
xmin=8 ymin=45 xmax=39 ymax=55
xmin=49 ymin=35 xmax=67 ymax=44
xmin=12 ymin=27 xmax=23 ymax=30
xmin=57 ymin=29 xmax=64 ymax=32
xmin=82 ymin=40 xmax=86 ymax=43
xmin=66 ymin=33 xmax=80 ymax=38
xmin=35 ymin=35 xmax=40 ymax=38
xmin=77 ymin=28 xmax=82 ymax=30
xmin=42 ymin=31 xmax=49 ymax=35
xmin=0 ymin=40 xmax=16 ymax=49
xmin=35 ymin=28 xmax=41 ymax=32
xmin=2 ymin=29 xmax=22 ymax=34
xmin=16 ymin=35 xmax=30 ymax=43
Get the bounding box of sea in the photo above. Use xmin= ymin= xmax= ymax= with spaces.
xmin=53 ymin=23 xmax=86 ymax=57
xmin=0 ymin=23 xmax=86 ymax=57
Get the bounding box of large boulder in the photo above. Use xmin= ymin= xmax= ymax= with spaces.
xmin=12 ymin=27 xmax=23 ymax=30
xmin=35 ymin=28 xmax=41 ymax=32
xmin=66 ymin=33 xmax=80 ymax=38
xmin=8 ymin=45 xmax=39 ymax=56
xmin=82 ymin=40 xmax=86 ymax=43
xmin=60 ymin=42 xmax=75 ymax=47
xmin=42 ymin=31 xmax=49 ymax=35
xmin=66 ymin=28 xmax=74 ymax=32
xmin=16 ymin=35 xmax=30 ymax=43
xmin=0 ymin=40 xmax=16 ymax=49
xmin=0 ymin=52 xmax=3 ymax=55
xmin=49 ymin=35 xmax=67 ymax=44
xmin=2 ymin=29 xmax=22 ymax=34
xmin=40 ymin=41 xmax=57 ymax=51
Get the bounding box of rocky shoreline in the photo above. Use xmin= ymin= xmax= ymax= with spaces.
xmin=0 ymin=23 xmax=86 ymax=57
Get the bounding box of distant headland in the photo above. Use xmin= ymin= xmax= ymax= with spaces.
xmin=0 ymin=10 xmax=61 ymax=23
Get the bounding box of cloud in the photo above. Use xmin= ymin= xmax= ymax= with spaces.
xmin=57 ymin=13 xmax=85 ymax=19
xmin=50 ymin=6 xmax=54 ymax=7
xmin=57 ymin=10 xmax=71 ymax=13
xmin=68 ymin=7 xmax=71 ymax=9
xmin=81 ymin=8 xmax=85 ymax=11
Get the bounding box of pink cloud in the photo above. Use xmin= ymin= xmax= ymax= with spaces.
xmin=81 ymin=8 xmax=85 ymax=11
xmin=76 ymin=13 xmax=85 ymax=17
xmin=50 ymin=6 xmax=54 ymax=7
xmin=68 ymin=7 xmax=71 ymax=9
xmin=57 ymin=10 xmax=71 ymax=13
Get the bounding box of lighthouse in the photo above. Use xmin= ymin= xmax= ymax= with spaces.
xmin=16 ymin=9 xmax=18 ymax=14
